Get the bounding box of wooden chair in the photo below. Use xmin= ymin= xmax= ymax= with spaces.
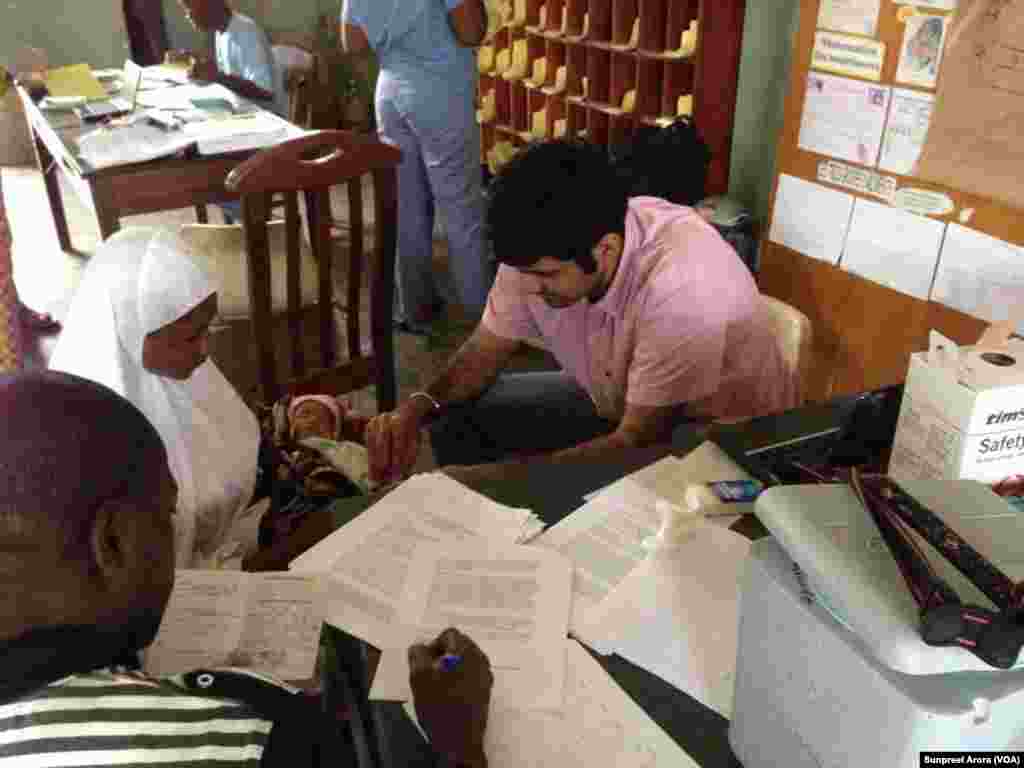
xmin=763 ymin=295 xmax=814 ymax=405
xmin=206 ymin=130 xmax=400 ymax=409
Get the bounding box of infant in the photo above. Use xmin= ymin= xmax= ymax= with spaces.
xmin=287 ymin=395 xmax=370 ymax=443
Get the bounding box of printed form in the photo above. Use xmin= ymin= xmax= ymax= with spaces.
xmin=369 ymin=541 xmax=572 ymax=711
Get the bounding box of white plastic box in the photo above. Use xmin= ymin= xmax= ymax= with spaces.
xmin=889 ymin=339 xmax=1024 ymax=485
xmin=728 ymin=539 xmax=1024 ymax=768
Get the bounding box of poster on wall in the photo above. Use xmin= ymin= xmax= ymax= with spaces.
xmin=878 ymin=88 xmax=935 ymax=175
xmin=917 ymin=0 xmax=1024 ymax=211
xmin=895 ymin=13 xmax=949 ymax=88
xmin=798 ymin=73 xmax=891 ymax=166
xmin=817 ymin=0 xmax=882 ymax=37
xmin=893 ymin=0 xmax=958 ymax=9
xmin=812 ymin=31 xmax=886 ymax=80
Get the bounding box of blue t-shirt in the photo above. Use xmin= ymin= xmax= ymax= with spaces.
xmin=342 ymin=0 xmax=475 ymax=95
xmin=215 ymin=12 xmax=288 ymax=117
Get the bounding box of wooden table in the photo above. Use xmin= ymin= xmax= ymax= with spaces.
xmin=18 ymin=84 xmax=258 ymax=251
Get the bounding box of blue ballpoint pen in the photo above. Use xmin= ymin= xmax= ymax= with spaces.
xmin=440 ymin=654 xmax=462 ymax=672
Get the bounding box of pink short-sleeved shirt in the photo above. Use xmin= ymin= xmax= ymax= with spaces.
xmin=482 ymin=197 xmax=796 ymax=422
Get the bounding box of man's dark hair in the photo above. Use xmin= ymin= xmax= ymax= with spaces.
xmin=0 ymin=371 xmax=168 ymax=560
xmin=485 ymin=139 xmax=629 ymax=273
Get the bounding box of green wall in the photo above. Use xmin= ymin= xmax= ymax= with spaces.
xmin=727 ymin=0 xmax=801 ymax=223
xmin=0 ymin=0 xmax=129 ymax=71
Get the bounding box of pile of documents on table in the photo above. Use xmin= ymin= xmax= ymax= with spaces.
xmin=531 ymin=442 xmax=756 ymax=718
xmin=288 ymin=470 xmax=703 ymax=767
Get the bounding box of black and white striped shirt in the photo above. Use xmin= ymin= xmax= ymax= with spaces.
xmin=0 ymin=669 xmax=274 ymax=767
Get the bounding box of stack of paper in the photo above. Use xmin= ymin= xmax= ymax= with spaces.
xmin=368 ymin=540 xmax=572 ymax=711
xmin=502 ymin=39 xmax=530 ymax=80
xmin=532 ymin=442 xmax=752 ymax=631
xmin=76 ymin=119 xmax=195 ymax=170
xmin=290 ymin=472 xmax=544 ymax=647
xmin=184 ymin=111 xmax=299 ymax=155
xmin=404 ymin=640 xmax=700 ymax=768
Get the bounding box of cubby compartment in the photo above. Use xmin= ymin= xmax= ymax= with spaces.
xmin=479 ymin=0 xmax=744 ymax=193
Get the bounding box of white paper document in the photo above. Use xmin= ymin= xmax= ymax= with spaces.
xmin=532 ymin=443 xmax=752 ymax=632
xmin=768 ymin=174 xmax=854 ymax=264
xmin=368 ymin=541 xmax=572 ymax=711
xmin=932 ymin=224 xmax=1024 ymax=333
xmin=798 ymin=72 xmax=891 ymax=167
xmin=76 ymin=120 xmax=195 ymax=170
xmin=290 ymin=472 xmax=544 ymax=647
xmin=144 ymin=570 xmax=325 ymax=680
xmin=879 ymin=88 xmax=935 ymax=175
xmin=817 ymin=0 xmax=881 ymax=36
xmin=574 ymin=524 xmax=752 ymax=717
xmin=184 ymin=111 xmax=299 ymax=155
xmin=404 ymin=640 xmax=700 ymax=768
xmin=896 ymin=13 xmax=949 ymax=89
xmin=840 ymin=197 xmax=945 ymax=300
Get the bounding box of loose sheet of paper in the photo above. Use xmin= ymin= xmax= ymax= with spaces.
xmin=144 ymin=571 xmax=324 ymax=680
xmin=840 ymin=197 xmax=946 ymax=300
xmin=368 ymin=541 xmax=572 ymax=711
xmin=799 ymin=73 xmax=891 ymax=166
xmin=404 ymin=640 xmax=700 ymax=768
xmin=879 ymin=88 xmax=935 ymax=175
xmin=932 ymin=224 xmax=1024 ymax=333
xmin=532 ymin=443 xmax=752 ymax=632
xmin=574 ymin=524 xmax=752 ymax=717
xmin=817 ymin=0 xmax=882 ymax=36
xmin=895 ymin=13 xmax=949 ymax=89
xmin=290 ymin=473 xmax=542 ymax=648
xmin=768 ymin=174 xmax=855 ymax=264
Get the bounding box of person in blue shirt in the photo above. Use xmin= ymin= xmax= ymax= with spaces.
xmin=176 ymin=0 xmax=287 ymax=118
xmin=341 ymin=0 xmax=494 ymax=333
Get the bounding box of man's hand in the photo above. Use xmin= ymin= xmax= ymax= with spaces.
xmin=364 ymin=399 xmax=432 ymax=484
xmin=410 ymin=628 xmax=492 ymax=768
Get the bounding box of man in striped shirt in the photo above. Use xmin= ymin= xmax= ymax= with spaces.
xmin=0 ymin=371 xmax=493 ymax=768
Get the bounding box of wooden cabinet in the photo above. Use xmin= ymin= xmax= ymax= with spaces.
xmin=477 ymin=0 xmax=746 ymax=195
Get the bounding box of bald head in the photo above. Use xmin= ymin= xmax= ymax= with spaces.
xmin=0 ymin=371 xmax=168 ymax=558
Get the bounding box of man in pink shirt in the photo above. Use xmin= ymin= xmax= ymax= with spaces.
xmin=365 ymin=140 xmax=795 ymax=483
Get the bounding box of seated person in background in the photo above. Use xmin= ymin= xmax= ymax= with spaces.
xmin=366 ymin=139 xmax=796 ymax=483
xmin=175 ymin=0 xmax=288 ymax=118
xmin=0 ymin=370 xmax=493 ymax=768
xmin=49 ymin=226 xmax=262 ymax=569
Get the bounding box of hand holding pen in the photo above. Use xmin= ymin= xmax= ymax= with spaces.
xmin=409 ymin=627 xmax=493 ymax=768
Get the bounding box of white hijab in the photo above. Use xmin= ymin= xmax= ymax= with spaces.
xmin=50 ymin=226 xmax=260 ymax=568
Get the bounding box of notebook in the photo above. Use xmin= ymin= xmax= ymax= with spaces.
xmin=754 ymin=478 xmax=1024 ymax=674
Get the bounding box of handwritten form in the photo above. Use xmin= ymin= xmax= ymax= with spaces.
xmin=768 ymin=174 xmax=855 ymax=264
xmin=840 ymin=197 xmax=946 ymax=300
xmin=879 ymin=88 xmax=935 ymax=175
xmin=369 ymin=541 xmax=572 ymax=710
xmin=932 ymin=224 xmax=1024 ymax=333
xmin=574 ymin=524 xmax=752 ymax=717
xmin=532 ymin=443 xmax=753 ymax=633
xmin=404 ymin=640 xmax=700 ymax=768
xmin=144 ymin=570 xmax=324 ymax=680
xmin=289 ymin=472 xmax=544 ymax=648
xmin=798 ymin=73 xmax=891 ymax=167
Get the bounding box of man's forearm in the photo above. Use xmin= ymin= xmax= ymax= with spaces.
xmin=215 ymin=72 xmax=273 ymax=103
xmin=421 ymin=334 xmax=506 ymax=411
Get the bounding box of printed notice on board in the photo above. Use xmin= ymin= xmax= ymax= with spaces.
xmin=893 ymin=0 xmax=957 ymax=9
xmin=931 ymin=224 xmax=1024 ymax=333
xmin=768 ymin=175 xmax=855 ymax=265
xmin=818 ymin=160 xmax=897 ymax=202
xmin=798 ymin=73 xmax=891 ymax=166
xmin=812 ymin=32 xmax=885 ymax=81
xmin=817 ymin=0 xmax=882 ymax=36
xmin=896 ymin=14 xmax=949 ymax=88
xmin=879 ymin=88 xmax=935 ymax=175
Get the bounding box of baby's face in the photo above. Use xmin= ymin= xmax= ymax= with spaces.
xmin=291 ymin=400 xmax=337 ymax=441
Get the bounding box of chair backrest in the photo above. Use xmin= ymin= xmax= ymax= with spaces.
xmin=762 ymin=295 xmax=813 ymax=404
xmin=225 ymin=130 xmax=402 ymax=410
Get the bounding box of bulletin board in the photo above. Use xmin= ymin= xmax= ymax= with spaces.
xmin=759 ymin=0 xmax=1024 ymax=402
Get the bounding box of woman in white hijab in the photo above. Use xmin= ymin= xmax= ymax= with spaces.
xmin=50 ymin=226 xmax=261 ymax=568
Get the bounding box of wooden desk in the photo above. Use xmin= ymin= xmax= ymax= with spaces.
xmin=18 ymin=85 xmax=260 ymax=251
xmin=248 ymin=397 xmax=863 ymax=768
